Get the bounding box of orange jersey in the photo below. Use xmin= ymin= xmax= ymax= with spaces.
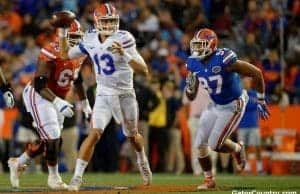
xmin=38 ymin=42 xmax=84 ymax=98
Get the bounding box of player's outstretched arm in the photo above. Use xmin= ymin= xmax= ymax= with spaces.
xmin=185 ymin=71 xmax=199 ymax=101
xmin=226 ymin=60 xmax=265 ymax=94
xmin=50 ymin=10 xmax=82 ymax=60
xmin=58 ymin=28 xmax=86 ymax=60
xmin=226 ymin=60 xmax=270 ymax=120
xmin=58 ymin=28 xmax=69 ymax=59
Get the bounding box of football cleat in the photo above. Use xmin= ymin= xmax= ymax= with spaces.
xmin=197 ymin=176 xmax=216 ymax=190
xmin=137 ymin=160 xmax=152 ymax=186
xmin=47 ymin=175 xmax=68 ymax=190
xmin=232 ymin=141 xmax=246 ymax=171
xmin=68 ymin=176 xmax=83 ymax=191
xmin=8 ymin=158 xmax=27 ymax=188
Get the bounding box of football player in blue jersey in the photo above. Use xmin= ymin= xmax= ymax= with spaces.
xmin=185 ymin=28 xmax=270 ymax=190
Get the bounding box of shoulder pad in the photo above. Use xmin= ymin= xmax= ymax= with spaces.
xmin=39 ymin=42 xmax=58 ymax=60
xmin=216 ymin=48 xmax=237 ymax=67
xmin=114 ymin=30 xmax=136 ymax=49
xmin=83 ymin=28 xmax=98 ymax=38
xmin=81 ymin=29 xmax=99 ymax=46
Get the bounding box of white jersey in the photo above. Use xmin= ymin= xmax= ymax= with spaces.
xmin=69 ymin=29 xmax=145 ymax=95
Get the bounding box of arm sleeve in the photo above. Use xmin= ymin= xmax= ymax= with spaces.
xmin=222 ymin=49 xmax=238 ymax=67
xmin=126 ymin=46 xmax=146 ymax=65
xmin=38 ymin=44 xmax=56 ymax=63
xmin=68 ymin=43 xmax=88 ymax=59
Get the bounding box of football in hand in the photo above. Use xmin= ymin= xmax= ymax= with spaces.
xmin=50 ymin=10 xmax=76 ymax=28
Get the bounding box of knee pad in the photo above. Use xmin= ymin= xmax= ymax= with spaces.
xmin=26 ymin=140 xmax=45 ymax=158
xmin=45 ymin=138 xmax=62 ymax=162
xmin=198 ymin=146 xmax=210 ymax=158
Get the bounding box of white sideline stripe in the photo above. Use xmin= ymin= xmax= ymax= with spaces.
xmin=271 ymin=152 xmax=300 ymax=161
xmin=261 ymin=151 xmax=271 ymax=157
xmin=273 ymin=128 xmax=297 ymax=136
xmin=41 ymin=48 xmax=56 ymax=59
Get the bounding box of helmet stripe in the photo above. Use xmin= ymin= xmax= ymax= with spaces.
xmin=105 ymin=3 xmax=112 ymax=16
xmin=73 ymin=20 xmax=81 ymax=31
xmin=196 ymin=30 xmax=202 ymax=39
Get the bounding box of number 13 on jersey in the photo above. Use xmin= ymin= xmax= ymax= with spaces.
xmin=93 ymin=54 xmax=116 ymax=75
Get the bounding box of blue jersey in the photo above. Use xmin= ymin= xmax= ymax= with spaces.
xmin=239 ymin=89 xmax=259 ymax=128
xmin=186 ymin=48 xmax=242 ymax=105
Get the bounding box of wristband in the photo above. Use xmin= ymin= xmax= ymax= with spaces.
xmin=80 ymin=99 xmax=89 ymax=107
xmin=257 ymin=92 xmax=265 ymax=99
xmin=123 ymin=52 xmax=133 ymax=64
xmin=53 ymin=97 xmax=60 ymax=105
xmin=58 ymin=28 xmax=68 ymax=38
xmin=0 ymin=83 xmax=12 ymax=92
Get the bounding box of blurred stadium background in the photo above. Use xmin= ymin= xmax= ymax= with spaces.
xmin=0 ymin=0 xmax=300 ymax=192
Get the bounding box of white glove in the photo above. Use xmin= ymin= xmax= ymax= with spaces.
xmin=3 ymin=91 xmax=14 ymax=108
xmin=53 ymin=97 xmax=74 ymax=118
xmin=186 ymin=72 xmax=197 ymax=93
xmin=80 ymin=99 xmax=92 ymax=119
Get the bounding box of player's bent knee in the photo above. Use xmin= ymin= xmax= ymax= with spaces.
xmin=198 ymin=146 xmax=210 ymax=158
xmin=43 ymin=123 xmax=61 ymax=139
xmin=45 ymin=138 xmax=62 ymax=162
xmin=122 ymin=126 xmax=138 ymax=137
xmin=89 ymin=128 xmax=102 ymax=142
xmin=122 ymin=118 xmax=138 ymax=137
xmin=208 ymin=138 xmax=220 ymax=151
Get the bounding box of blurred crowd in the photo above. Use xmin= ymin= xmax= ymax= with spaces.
xmin=0 ymin=0 xmax=299 ymax=174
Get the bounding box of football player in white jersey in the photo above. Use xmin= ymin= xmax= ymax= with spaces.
xmin=58 ymin=3 xmax=152 ymax=191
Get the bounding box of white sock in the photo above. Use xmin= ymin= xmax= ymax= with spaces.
xmin=135 ymin=148 xmax=147 ymax=163
xmin=234 ymin=143 xmax=241 ymax=152
xmin=256 ymin=160 xmax=263 ymax=172
xmin=74 ymin=158 xmax=88 ymax=178
xmin=245 ymin=162 xmax=251 ymax=172
xmin=48 ymin=164 xmax=59 ymax=177
xmin=17 ymin=152 xmax=32 ymax=166
xmin=203 ymin=171 xmax=213 ymax=178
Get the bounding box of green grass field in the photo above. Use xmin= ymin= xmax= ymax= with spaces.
xmin=0 ymin=173 xmax=299 ymax=193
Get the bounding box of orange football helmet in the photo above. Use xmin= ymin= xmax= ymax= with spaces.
xmin=67 ymin=19 xmax=83 ymax=47
xmin=190 ymin=28 xmax=218 ymax=59
xmin=94 ymin=3 xmax=119 ymax=35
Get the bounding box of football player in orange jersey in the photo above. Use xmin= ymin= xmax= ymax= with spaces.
xmin=8 ymin=19 xmax=92 ymax=190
